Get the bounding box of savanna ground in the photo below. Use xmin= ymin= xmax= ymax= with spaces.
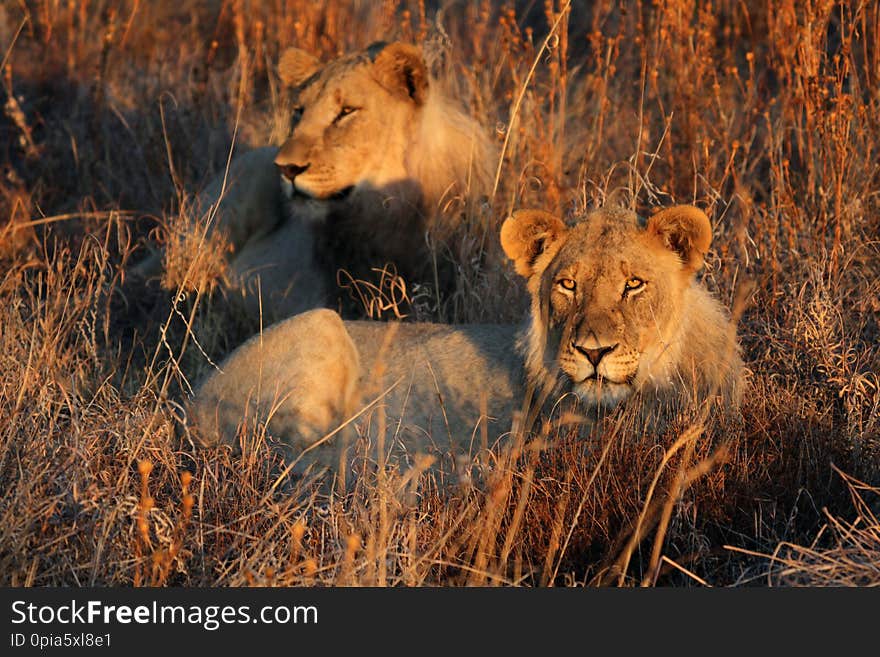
xmin=1 ymin=0 xmax=879 ymax=587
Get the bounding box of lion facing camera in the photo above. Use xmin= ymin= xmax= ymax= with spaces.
xmin=190 ymin=204 xmax=744 ymax=477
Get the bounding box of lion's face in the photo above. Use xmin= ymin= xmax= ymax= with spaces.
xmin=273 ymin=42 xmax=428 ymax=202
xmin=501 ymin=205 xmax=714 ymax=408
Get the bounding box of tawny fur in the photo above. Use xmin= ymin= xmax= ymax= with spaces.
xmin=191 ymin=205 xmax=743 ymax=477
xmin=135 ymin=41 xmax=494 ymax=322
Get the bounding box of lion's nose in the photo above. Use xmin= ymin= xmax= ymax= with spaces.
xmin=574 ymin=343 xmax=617 ymax=367
xmin=277 ymin=162 xmax=309 ymax=182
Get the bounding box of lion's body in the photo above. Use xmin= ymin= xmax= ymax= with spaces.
xmin=202 ymin=146 xmax=327 ymax=319
xmin=192 ymin=205 xmax=744 ymax=475
xmin=135 ymin=42 xmax=493 ymax=322
xmin=194 ymin=311 xmax=523 ymax=470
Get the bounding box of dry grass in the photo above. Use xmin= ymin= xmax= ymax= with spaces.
xmin=728 ymin=466 xmax=880 ymax=586
xmin=1 ymin=0 xmax=878 ymax=587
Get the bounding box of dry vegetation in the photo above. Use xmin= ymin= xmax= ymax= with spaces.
xmin=1 ymin=0 xmax=879 ymax=587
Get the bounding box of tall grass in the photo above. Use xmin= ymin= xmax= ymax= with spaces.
xmin=1 ymin=0 xmax=878 ymax=586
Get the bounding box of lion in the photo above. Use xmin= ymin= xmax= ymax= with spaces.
xmin=135 ymin=41 xmax=493 ymax=321
xmin=190 ymin=204 xmax=743 ymax=476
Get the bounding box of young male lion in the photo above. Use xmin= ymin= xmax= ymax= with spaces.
xmin=136 ymin=41 xmax=493 ymax=321
xmin=191 ymin=204 xmax=743 ymax=475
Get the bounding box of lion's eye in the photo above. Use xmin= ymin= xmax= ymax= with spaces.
xmin=557 ymin=278 xmax=576 ymax=292
xmin=291 ymin=106 xmax=304 ymax=125
xmin=334 ymin=105 xmax=359 ymax=122
xmin=623 ymin=277 xmax=646 ymax=295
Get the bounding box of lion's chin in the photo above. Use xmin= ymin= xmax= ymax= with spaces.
xmin=571 ymin=378 xmax=633 ymax=408
xmin=288 ymin=178 xmax=354 ymax=202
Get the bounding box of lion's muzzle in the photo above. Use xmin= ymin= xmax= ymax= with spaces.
xmin=277 ymin=161 xmax=309 ymax=183
xmin=569 ymin=339 xmax=630 ymax=382
xmin=573 ymin=342 xmax=618 ymax=368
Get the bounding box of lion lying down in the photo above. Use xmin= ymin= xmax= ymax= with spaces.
xmin=135 ymin=41 xmax=492 ymax=322
xmin=190 ymin=205 xmax=743 ymax=475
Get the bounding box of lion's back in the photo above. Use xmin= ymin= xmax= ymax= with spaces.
xmin=190 ymin=308 xmax=360 ymax=448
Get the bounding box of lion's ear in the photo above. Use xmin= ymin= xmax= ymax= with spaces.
xmin=279 ymin=47 xmax=320 ymax=87
xmin=646 ymin=205 xmax=713 ymax=273
xmin=371 ymin=42 xmax=429 ymax=105
xmin=500 ymin=210 xmax=567 ymax=277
